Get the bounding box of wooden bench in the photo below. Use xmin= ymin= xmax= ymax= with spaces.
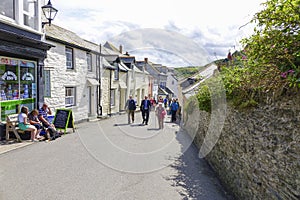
xmin=6 ymin=114 xmax=25 ymax=142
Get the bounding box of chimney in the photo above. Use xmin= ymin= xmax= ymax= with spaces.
xmin=144 ymin=58 xmax=148 ymax=63
xmin=119 ymin=45 xmax=122 ymax=54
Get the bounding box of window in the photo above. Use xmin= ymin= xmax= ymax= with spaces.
xmin=0 ymin=0 xmax=15 ymax=19
xmin=0 ymin=56 xmax=37 ymax=120
xmin=110 ymin=89 xmax=115 ymax=106
xmin=0 ymin=0 xmax=39 ymax=30
xmin=23 ymin=0 xmax=37 ymax=29
xmin=66 ymin=47 xmax=74 ymax=69
xmin=160 ymin=82 xmax=166 ymax=89
xmin=87 ymin=52 xmax=92 ymax=71
xmin=114 ymin=68 xmax=119 ymax=80
xmin=65 ymin=87 xmax=76 ymax=107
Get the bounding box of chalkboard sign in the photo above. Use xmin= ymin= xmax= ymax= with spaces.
xmin=53 ymin=108 xmax=75 ymax=134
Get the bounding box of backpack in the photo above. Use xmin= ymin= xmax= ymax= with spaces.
xmin=128 ymin=99 xmax=136 ymax=110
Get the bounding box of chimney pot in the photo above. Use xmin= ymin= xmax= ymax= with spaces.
xmin=144 ymin=58 xmax=148 ymax=63
xmin=119 ymin=45 xmax=123 ymax=54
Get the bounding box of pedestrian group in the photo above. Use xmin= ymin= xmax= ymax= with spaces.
xmin=125 ymin=95 xmax=181 ymax=129
xmin=18 ymin=103 xmax=62 ymax=142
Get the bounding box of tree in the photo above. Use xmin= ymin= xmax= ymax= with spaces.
xmin=241 ymin=0 xmax=300 ymax=86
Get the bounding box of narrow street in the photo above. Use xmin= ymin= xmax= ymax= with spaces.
xmin=0 ymin=112 xmax=233 ymax=200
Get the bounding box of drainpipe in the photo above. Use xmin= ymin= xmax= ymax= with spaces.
xmin=109 ymin=69 xmax=112 ymax=116
xmin=97 ymin=44 xmax=102 ymax=116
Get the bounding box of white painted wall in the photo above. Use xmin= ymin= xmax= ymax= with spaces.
xmin=43 ymin=41 xmax=99 ymax=122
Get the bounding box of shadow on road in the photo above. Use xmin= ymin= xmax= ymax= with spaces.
xmin=113 ymin=123 xmax=129 ymax=126
xmin=147 ymin=128 xmax=160 ymax=131
xmin=166 ymin=127 xmax=235 ymax=200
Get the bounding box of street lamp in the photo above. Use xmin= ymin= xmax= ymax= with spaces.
xmin=41 ymin=0 xmax=58 ymax=28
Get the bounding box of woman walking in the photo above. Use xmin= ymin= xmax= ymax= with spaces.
xmin=155 ymin=102 xmax=166 ymax=129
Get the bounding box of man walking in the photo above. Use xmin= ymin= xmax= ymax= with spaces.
xmin=140 ymin=96 xmax=151 ymax=125
xmin=125 ymin=95 xmax=136 ymax=124
xmin=170 ymin=98 xmax=179 ymax=122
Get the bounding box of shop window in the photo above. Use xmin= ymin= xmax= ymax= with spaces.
xmin=87 ymin=52 xmax=92 ymax=72
xmin=66 ymin=47 xmax=74 ymax=69
xmin=0 ymin=56 xmax=36 ymax=121
xmin=65 ymin=87 xmax=76 ymax=107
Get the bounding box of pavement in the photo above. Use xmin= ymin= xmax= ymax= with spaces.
xmin=0 ymin=139 xmax=34 ymax=154
xmin=0 ymin=120 xmax=87 ymax=155
xmin=0 ymin=112 xmax=153 ymax=155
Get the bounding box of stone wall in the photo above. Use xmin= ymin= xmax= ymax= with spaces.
xmin=183 ymin=92 xmax=300 ymax=199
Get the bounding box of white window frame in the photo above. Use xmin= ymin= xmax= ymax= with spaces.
xmin=66 ymin=47 xmax=74 ymax=69
xmin=22 ymin=0 xmax=38 ymax=29
xmin=0 ymin=0 xmax=40 ymax=30
xmin=65 ymin=87 xmax=76 ymax=107
xmin=0 ymin=0 xmax=15 ymax=20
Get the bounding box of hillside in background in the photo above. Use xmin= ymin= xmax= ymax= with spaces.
xmin=174 ymin=66 xmax=204 ymax=79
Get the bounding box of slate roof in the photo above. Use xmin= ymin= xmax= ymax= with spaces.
xmin=164 ymin=86 xmax=175 ymax=95
xmin=103 ymin=41 xmax=121 ymax=53
xmin=45 ymin=24 xmax=99 ymax=53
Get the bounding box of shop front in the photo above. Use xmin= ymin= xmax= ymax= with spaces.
xmin=0 ymin=22 xmax=53 ymax=138
xmin=0 ymin=56 xmax=37 ymax=121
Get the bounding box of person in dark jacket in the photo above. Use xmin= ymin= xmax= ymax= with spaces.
xmin=170 ymin=98 xmax=179 ymax=122
xmin=140 ymin=96 xmax=151 ymax=125
xmin=125 ymin=95 xmax=136 ymax=124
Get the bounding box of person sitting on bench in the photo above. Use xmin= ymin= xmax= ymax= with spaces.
xmin=18 ymin=106 xmax=38 ymax=142
xmin=38 ymin=103 xmax=60 ymax=139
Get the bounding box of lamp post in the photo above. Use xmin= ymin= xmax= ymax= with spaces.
xmin=41 ymin=0 xmax=58 ymax=28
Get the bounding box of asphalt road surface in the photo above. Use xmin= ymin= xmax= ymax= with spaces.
xmin=0 ymin=112 xmax=233 ymax=200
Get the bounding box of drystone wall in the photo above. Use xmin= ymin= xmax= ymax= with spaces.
xmin=183 ymin=93 xmax=300 ymax=200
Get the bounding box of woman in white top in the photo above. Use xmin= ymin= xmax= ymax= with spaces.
xmin=18 ymin=106 xmax=38 ymax=142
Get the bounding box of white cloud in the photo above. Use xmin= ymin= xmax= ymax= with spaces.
xmin=52 ymin=0 xmax=265 ymax=66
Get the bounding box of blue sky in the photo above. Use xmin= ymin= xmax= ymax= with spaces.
xmin=52 ymin=0 xmax=266 ymax=67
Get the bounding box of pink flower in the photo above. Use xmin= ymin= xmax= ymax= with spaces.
xmin=281 ymin=72 xmax=287 ymax=78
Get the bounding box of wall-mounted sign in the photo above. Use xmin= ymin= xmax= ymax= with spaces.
xmin=44 ymin=70 xmax=51 ymax=97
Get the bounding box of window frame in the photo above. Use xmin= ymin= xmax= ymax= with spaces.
xmin=87 ymin=52 xmax=92 ymax=72
xmin=65 ymin=47 xmax=74 ymax=70
xmin=65 ymin=87 xmax=76 ymax=107
xmin=0 ymin=0 xmax=15 ymax=20
xmin=0 ymin=0 xmax=39 ymax=30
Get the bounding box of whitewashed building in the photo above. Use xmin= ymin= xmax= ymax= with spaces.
xmin=43 ymin=25 xmax=101 ymax=122
xmin=103 ymin=43 xmax=150 ymax=108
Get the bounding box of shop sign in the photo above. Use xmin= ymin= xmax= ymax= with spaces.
xmin=21 ymin=72 xmax=34 ymax=81
xmin=1 ymin=71 xmax=17 ymax=81
xmin=0 ymin=58 xmax=18 ymax=65
xmin=20 ymin=61 xmax=35 ymax=68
